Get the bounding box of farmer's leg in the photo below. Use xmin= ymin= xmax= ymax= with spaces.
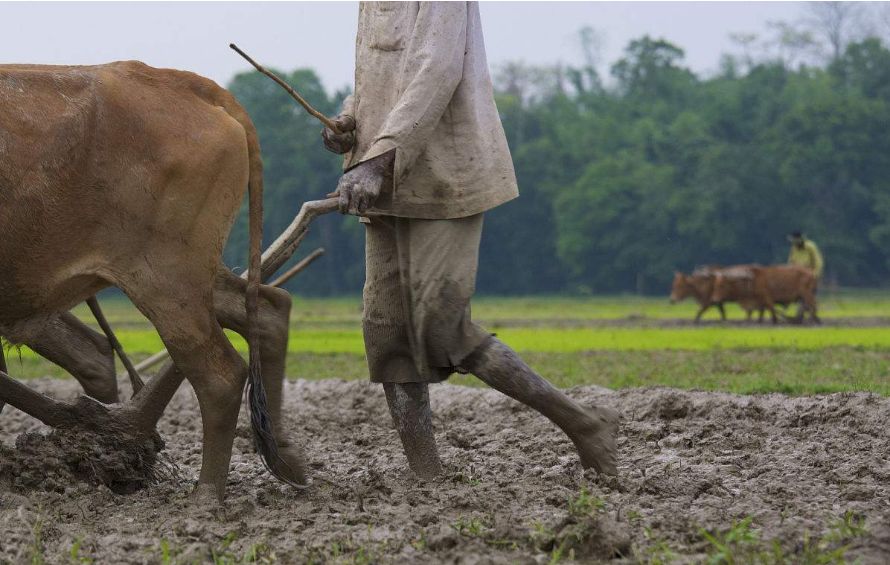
xmin=403 ymin=214 xmax=618 ymax=475
xmin=462 ymin=337 xmax=618 ymax=475
xmin=363 ymin=217 xmax=442 ymax=479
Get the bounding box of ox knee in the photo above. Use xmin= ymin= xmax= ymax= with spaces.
xmin=27 ymin=313 xmax=118 ymax=404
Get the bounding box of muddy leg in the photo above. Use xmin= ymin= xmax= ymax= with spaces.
xmin=25 ymin=312 xmax=119 ymax=403
xmin=382 ymin=382 xmax=442 ymax=480
xmin=463 ymin=337 xmax=618 ymax=475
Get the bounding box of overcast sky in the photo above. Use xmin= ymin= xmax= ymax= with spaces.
xmin=3 ymin=2 xmax=804 ymax=91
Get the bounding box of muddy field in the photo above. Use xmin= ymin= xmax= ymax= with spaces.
xmin=0 ymin=378 xmax=888 ymax=563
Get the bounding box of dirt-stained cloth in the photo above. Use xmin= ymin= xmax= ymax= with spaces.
xmin=342 ymin=1 xmax=518 ymax=220
xmin=362 ymin=214 xmax=491 ymax=383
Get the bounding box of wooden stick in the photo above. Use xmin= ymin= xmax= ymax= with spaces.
xmin=229 ymin=43 xmax=342 ymax=134
xmin=255 ymin=197 xmax=339 ymax=283
xmin=87 ymin=296 xmax=145 ymax=395
xmin=269 ymin=248 xmax=325 ymax=288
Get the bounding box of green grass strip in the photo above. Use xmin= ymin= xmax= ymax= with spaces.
xmin=7 ymin=326 xmax=886 ymax=358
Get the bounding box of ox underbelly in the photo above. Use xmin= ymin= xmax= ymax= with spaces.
xmin=0 ymin=268 xmax=108 ymax=344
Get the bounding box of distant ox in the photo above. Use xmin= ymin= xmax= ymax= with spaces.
xmin=711 ymin=265 xmax=819 ymax=324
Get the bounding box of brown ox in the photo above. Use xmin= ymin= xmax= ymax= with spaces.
xmin=711 ymin=265 xmax=819 ymax=324
xmin=669 ymin=267 xmax=727 ymax=323
xmin=0 ymin=62 xmax=302 ymax=500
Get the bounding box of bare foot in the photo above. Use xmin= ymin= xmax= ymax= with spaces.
xmin=406 ymin=450 xmax=443 ymax=481
xmin=571 ymin=406 xmax=619 ymax=475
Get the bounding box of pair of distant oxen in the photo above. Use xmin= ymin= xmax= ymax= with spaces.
xmin=670 ymin=264 xmax=820 ymax=324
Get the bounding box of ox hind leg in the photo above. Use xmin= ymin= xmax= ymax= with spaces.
xmin=211 ymin=269 xmax=306 ymax=483
xmin=125 ymin=281 xmax=246 ymax=501
xmin=24 ymin=313 xmax=119 ymax=403
xmin=801 ymin=291 xmax=821 ymax=324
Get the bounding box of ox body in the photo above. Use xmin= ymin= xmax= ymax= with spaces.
xmin=0 ymin=62 xmax=303 ymax=499
xmin=711 ymin=265 xmax=819 ymax=324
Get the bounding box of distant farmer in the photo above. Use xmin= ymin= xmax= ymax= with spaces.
xmin=786 ymin=230 xmax=823 ymax=321
xmin=787 ymin=231 xmax=824 ymax=280
xmin=321 ymin=1 xmax=617 ymax=478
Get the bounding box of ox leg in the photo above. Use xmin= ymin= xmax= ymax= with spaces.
xmin=717 ymin=303 xmax=727 ymax=321
xmin=382 ymin=382 xmax=442 ymax=480
xmin=24 ymin=312 xmax=119 ymax=403
xmin=694 ymin=304 xmax=708 ymax=323
xmin=130 ymin=290 xmax=245 ymax=501
xmin=802 ymin=293 xmax=820 ymax=324
xmin=766 ymin=303 xmax=778 ymax=324
xmin=0 ymin=347 xmax=6 ymax=414
xmin=463 ymin=337 xmax=618 ymax=475
xmin=211 ymin=269 xmax=306 ymax=484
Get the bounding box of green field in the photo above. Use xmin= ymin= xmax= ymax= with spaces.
xmin=6 ymin=292 xmax=890 ymax=395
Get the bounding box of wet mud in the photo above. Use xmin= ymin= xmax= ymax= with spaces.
xmin=0 ymin=378 xmax=888 ymax=563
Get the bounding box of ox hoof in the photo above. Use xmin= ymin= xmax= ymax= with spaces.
xmin=572 ymin=406 xmax=619 ymax=476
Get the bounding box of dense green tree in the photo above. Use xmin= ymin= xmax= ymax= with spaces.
xmin=222 ymin=35 xmax=890 ymax=295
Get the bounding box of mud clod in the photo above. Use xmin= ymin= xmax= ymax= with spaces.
xmin=0 ymin=421 xmax=167 ymax=495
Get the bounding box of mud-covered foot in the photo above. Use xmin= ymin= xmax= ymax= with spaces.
xmin=405 ymin=449 xmax=443 ymax=481
xmin=570 ymin=406 xmax=619 ymax=475
xmin=191 ymin=482 xmax=222 ymax=506
xmin=269 ymin=439 xmax=308 ymax=486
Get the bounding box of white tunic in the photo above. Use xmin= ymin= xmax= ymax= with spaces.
xmin=343 ymin=1 xmax=519 ymax=219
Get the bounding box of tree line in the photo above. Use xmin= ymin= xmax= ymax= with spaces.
xmin=223 ymin=5 xmax=890 ymax=295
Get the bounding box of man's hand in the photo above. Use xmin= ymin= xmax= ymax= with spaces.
xmin=322 ymin=115 xmax=357 ymax=154
xmin=335 ymin=150 xmax=395 ymax=215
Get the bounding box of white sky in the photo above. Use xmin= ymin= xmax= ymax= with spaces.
xmin=2 ymin=2 xmax=803 ymax=91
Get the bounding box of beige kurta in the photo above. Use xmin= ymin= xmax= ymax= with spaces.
xmin=342 ymin=1 xmax=518 ymax=219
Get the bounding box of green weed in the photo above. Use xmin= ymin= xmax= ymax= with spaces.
xmin=567 ymin=487 xmax=607 ymax=518
xmin=27 ymin=509 xmax=45 ymax=565
xmin=452 ymin=515 xmax=490 ymax=537
xmin=67 ymin=539 xmax=94 ymax=564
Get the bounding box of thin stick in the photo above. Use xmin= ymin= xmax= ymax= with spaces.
xmin=87 ymin=296 xmax=145 ymax=395
xmin=229 ymin=43 xmax=342 ymax=134
xmin=269 ymin=248 xmax=325 ymax=288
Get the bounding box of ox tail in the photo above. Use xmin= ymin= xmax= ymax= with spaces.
xmin=234 ymin=106 xmax=301 ymax=486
